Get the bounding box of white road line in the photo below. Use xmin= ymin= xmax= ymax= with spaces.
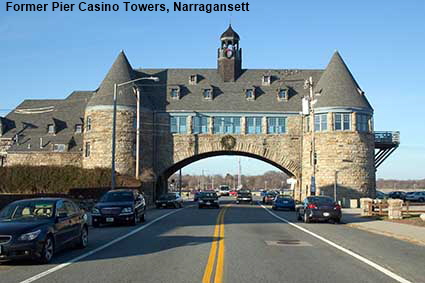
xmin=260 ymin=204 xmax=412 ymax=283
xmin=19 ymin=208 xmax=184 ymax=283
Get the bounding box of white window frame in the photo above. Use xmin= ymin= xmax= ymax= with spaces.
xmin=85 ymin=142 xmax=91 ymax=157
xmin=262 ymin=75 xmax=271 ymax=86
xmin=53 ymin=144 xmax=66 ymax=152
xmin=277 ymin=88 xmax=288 ymax=101
xmin=246 ymin=117 xmax=262 ymax=134
xmin=245 ymin=89 xmax=255 ymax=101
xmin=356 ymin=113 xmax=369 ymax=132
xmin=75 ymin=124 xmax=83 ymax=134
xmin=267 ymin=117 xmax=287 ymax=134
xmin=170 ymin=116 xmax=187 ymax=134
xmin=314 ymin=114 xmax=327 ymax=132
xmin=86 ymin=116 xmax=92 ymax=131
xmin=170 ymin=87 xmax=181 ymax=100
xmin=203 ymin=88 xmax=213 ymax=100
xmin=47 ymin=124 xmax=55 ymax=134
xmin=334 ymin=113 xmax=351 ymax=131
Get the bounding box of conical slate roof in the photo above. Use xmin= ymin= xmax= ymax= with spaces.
xmin=87 ymin=51 xmax=137 ymax=107
xmin=221 ymin=24 xmax=240 ymax=40
xmin=314 ymin=51 xmax=373 ymax=111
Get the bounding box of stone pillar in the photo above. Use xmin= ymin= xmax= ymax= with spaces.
xmin=240 ymin=116 xmax=246 ymax=134
xmin=187 ymin=116 xmax=193 ymax=134
xmin=208 ymin=117 xmax=213 ymax=134
xmin=360 ymin=198 xmax=373 ymax=216
xmin=262 ymin=117 xmax=267 ymax=134
xmin=328 ymin=112 xmax=334 ymax=131
xmin=352 ymin=112 xmax=357 ymax=131
xmin=388 ymin=199 xmax=403 ymax=220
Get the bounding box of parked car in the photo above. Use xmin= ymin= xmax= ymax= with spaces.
xmin=0 ymin=198 xmax=88 ymax=263
xmin=218 ymin=185 xmax=230 ymax=196
xmin=236 ymin=189 xmax=253 ymax=204
xmin=272 ymin=196 xmax=296 ymax=211
xmin=229 ymin=190 xmax=238 ymax=196
xmin=405 ymin=191 xmax=425 ymax=202
xmin=198 ymin=191 xmax=220 ymax=209
xmin=92 ymin=189 xmax=146 ymax=227
xmin=193 ymin=191 xmax=201 ymax=202
xmin=376 ymin=191 xmax=388 ymax=199
xmin=388 ymin=191 xmax=406 ymax=201
xmin=262 ymin=191 xmax=277 ymax=204
xmin=156 ymin=192 xmax=184 ymax=209
xmin=297 ymin=196 xmax=341 ymax=223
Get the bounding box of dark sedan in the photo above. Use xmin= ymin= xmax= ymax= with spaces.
xmin=198 ymin=191 xmax=220 ymax=208
xmin=236 ymin=189 xmax=253 ymax=204
xmin=262 ymin=192 xmax=277 ymax=204
xmin=297 ymin=196 xmax=342 ymax=223
xmin=0 ymin=198 xmax=88 ymax=263
xmin=156 ymin=193 xmax=184 ymax=209
xmin=91 ymin=189 xmax=146 ymax=227
xmin=272 ymin=196 xmax=296 ymax=211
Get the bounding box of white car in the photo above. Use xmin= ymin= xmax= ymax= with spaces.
xmin=405 ymin=191 xmax=425 ymax=202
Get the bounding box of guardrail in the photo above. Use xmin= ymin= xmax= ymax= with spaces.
xmin=374 ymin=131 xmax=400 ymax=145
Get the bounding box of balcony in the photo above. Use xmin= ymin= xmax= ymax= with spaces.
xmin=374 ymin=131 xmax=400 ymax=169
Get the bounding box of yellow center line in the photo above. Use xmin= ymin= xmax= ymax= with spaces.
xmin=202 ymin=209 xmax=224 ymax=283
xmin=202 ymin=206 xmax=229 ymax=283
xmin=214 ymin=207 xmax=227 ymax=283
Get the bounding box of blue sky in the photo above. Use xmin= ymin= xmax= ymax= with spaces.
xmin=1 ymin=0 xmax=424 ymax=179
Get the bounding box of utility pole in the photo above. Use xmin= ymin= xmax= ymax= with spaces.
xmin=304 ymin=76 xmax=317 ymax=196
xmin=179 ymin=169 xmax=182 ymax=196
xmin=237 ymin=157 xmax=241 ymax=189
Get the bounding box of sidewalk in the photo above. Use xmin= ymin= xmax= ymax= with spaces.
xmin=342 ymin=208 xmax=425 ymax=246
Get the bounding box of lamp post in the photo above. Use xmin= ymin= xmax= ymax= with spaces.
xmin=111 ymin=76 xmax=159 ymax=190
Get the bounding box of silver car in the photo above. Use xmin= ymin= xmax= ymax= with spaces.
xmin=405 ymin=191 xmax=425 ymax=202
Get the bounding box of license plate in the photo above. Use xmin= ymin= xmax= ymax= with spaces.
xmin=206 ymin=202 xmax=211 ymax=205
xmin=323 ymin=212 xmax=330 ymax=217
xmin=162 ymin=203 xmax=166 ymax=206
xmin=243 ymin=198 xmax=249 ymax=200
xmin=283 ymin=201 xmax=288 ymax=204
xmin=106 ymin=217 xmax=114 ymax=222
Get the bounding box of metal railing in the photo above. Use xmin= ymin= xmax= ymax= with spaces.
xmin=374 ymin=131 xmax=400 ymax=145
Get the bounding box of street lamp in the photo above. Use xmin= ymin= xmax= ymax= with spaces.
xmin=111 ymin=76 xmax=159 ymax=190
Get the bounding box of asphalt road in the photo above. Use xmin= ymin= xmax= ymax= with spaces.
xmin=1 ymin=197 xmax=424 ymax=283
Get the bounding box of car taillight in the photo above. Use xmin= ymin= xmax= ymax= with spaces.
xmin=307 ymin=204 xmax=317 ymax=209
xmin=334 ymin=204 xmax=341 ymax=210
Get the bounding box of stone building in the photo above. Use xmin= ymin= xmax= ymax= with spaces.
xmin=0 ymin=25 xmax=399 ymax=200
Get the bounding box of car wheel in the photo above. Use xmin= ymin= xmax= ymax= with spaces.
xmin=419 ymin=198 xmax=425 ymax=202
xmin=131 ymin=214 xmax=139 ymax=226
xmin=77 ymin=226 xmax=88 ymax=249
xmin=38 ymin=235 xmax=54 ymax=264
xmin=297 ymin=213 xmax=302 ymax=221
xmin=272 ymin=206 xmax=276 ymax=210
xmin=334 ymin=217 xmax=341 ymax=224
xmin=180 ymin=203 xmax=184 ymax=208
xmin=303 ymin=212 xmax=310 ymax=223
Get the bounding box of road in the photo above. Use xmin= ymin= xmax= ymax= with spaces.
xmin=1 ymin=197 xmax=424 ymax=283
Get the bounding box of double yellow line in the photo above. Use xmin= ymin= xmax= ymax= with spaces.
xmin=202 ymin=207 xmax=228 ymax=283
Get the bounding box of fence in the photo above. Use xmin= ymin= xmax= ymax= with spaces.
xmin=371 ymin=201 xmax=425 ymax=216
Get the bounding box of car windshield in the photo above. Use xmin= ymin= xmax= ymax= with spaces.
xmin=0 ymin=200 xmax=55 ymax=220
xmin=308 ymin=197 xmax=334 ymax=204
xmin=200 ymin=192 xmax=217 ymax=198
xmin=238 ymin=190 xmax=251 ymax=194
xmin=276 ymin=196 xmax=292 ymax=200
xmin=100 ymin=191 xmax=134 ymax=202
xmin=159 ymin=193 xmax=177 ymax=200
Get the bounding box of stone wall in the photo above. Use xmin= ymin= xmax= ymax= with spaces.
xmin=83 ymin=107 xmax=136 ymax=176
xmin=6 ymin=152 xmax=82 ymax=167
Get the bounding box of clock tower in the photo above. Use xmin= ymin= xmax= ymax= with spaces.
xmin=218 ymin=25 xmax=242 ymax=82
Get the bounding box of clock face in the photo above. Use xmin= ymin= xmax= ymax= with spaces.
xmin=225 ymin=48 xmax=233 ymax=58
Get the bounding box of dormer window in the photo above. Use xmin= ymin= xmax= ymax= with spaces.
xmin=47 ymin=124 xmax=55 ymax=134
xmin=75 ymin=124 xmax=83 ymax=134
xmin=203 ymin=88 xmax=213 ymax=100
xmin=262 ymin=75 xmax=271 ymax=86
xmin=53 ymin=144 xmax=66 ymax=152
xmin=245 ymin=88 xmax=255 ymax=100
xmin=189 ymin=75 xmax=198 ymax=85
xmin=277 ymin=88 xmax=288 ymax=101
xmin=170 ymin=87 xmax=181 ymax=100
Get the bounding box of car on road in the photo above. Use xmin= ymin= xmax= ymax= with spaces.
xmin=92 ymin=189 xmax=146 ymax=227
xmin=388 ymin=191 xmax=406 ymax=201
xmin=405 ymin=191 xmax=425 ymax=202
xmin=236 ymin=189 xmax=253 ymax=204
xmin=193 ymin=191 xmax=201 ymax=202
xmin=272 ymin=195 xmax=296 ymax=211
xmin=218 ymin=185 xmax=230 ymax=196
xmin=156 ymin=192 xmax=184 ymax=209
xmin=0 ymin=198 xmax=88 ymax=263
xmin=198 ymin=191 xmax=220 ymax=209
xmin=229 ymin=190 xmax=238 ymax=196
xmin=297 ymin=196 xmax=341 ymax=223
xmin=376 ymin=191 xmax=388 ymax=199
xmin=262 ymin=191 xmax=277 ymax=204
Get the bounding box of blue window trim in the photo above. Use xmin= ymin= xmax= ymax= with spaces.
xmin=193 ymin=116 xmax=209 ymax=134
xmin=213 ymin=116 xmax=241 ymax=134
xmin=267 ymin=117 xmax=286 ymax=134
xmin=170 ymin=116 xmax=187 ymax=134
xmin=246 ymin=117 xmax=262 ymax=134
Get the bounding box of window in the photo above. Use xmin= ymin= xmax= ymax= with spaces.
xmin=334 ymin=113 xmax=351 ymax=131
xmin=262 ymin=75 xmax=271 ymax=86
xmin=246 ymin=117 xmax=262 ymax=134
xmin=356 ymin=113 xmax=369 ymax=132
xmin=133 ymin=116 xmax=137 ymax=129
xmin=245 ymin=89 xmax=255 ymax=100
xmin=277 ymin=89 xmax=287 ymax=101
xmin=170 ymin=116 xmax=187 ymax=134
xmin=203 ymin=89 xmax=213 ymax=100
xmin=47 ymin=124 xmax=55 ymax=134
xmin=213 ymin=117 xmax=241 ymax=134
xmin=267 ymin=117 xmax=286 ymax=134
xmin=75 ymin=124 xmax=83 ymax=133
xmin=86 ymin=116 xmax=92 ymax=131
xmin=189 ymin=75 xmax=198 ymax=85
xmin=170 ymin=87 xmax=180 ymax=100
xmin=85 ymin=142 xmax=91 ymax=158
xmin=305 ymin=116 xmax=310 ymax=132
xmin=64 ymin=201 xmax=78 ymax=216
xmin=193 ymin=116 xmax=208 ymax=134
xmin=314 ymin=114 xmax=327 ymax=132
xmin=53 ymin=144 xmax=66 ymax=152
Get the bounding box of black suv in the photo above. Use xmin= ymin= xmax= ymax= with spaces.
xmin=198 ymin=191 xmax=220 ymax=208
xmin=236 ymin=189 xmax=253 ymax=204
xmin=92 ymin=189 xmax=146 ymax=227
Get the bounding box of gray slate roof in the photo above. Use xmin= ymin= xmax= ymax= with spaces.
xmin=221 ymin=25 xmax=240 ymax=40
xmin=2 ymin=91 xmax=93 ymax=152
xmin=314 ymin=51 xmax=373 ymax=112
xmin=87 ymin=51 xmax=137 ymax=108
